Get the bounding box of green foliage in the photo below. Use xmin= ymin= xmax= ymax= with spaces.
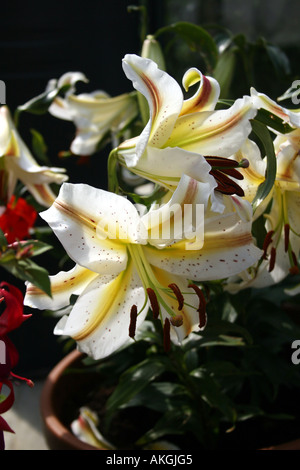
xmin=0 ymin=230 xmax=52 ymax=296
xmin=76 ymin=277 xmax=300 ymax=449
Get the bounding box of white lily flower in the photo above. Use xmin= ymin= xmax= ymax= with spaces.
xmin=48 ymin=72 xmax=139 ymax=156
xmin=24 ymin=177 xmax=261 ymax=360
xmin=0 ymin=106 xmax=68 ymax=206
xmin=226 ymin=95 xmax=300 ymax=291
xmin=116 ymin=54 xmax=257 ymax=211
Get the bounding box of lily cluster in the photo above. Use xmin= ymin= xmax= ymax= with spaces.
xmin=22 ymin=51 xmax=300 ymax=362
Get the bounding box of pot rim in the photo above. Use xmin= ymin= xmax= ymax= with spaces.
xmin=40 ymin=348 xmax=98 ymax=451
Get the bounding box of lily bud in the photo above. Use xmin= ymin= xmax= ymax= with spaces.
xmin=141 ymin=35 xmax=166 ymax=71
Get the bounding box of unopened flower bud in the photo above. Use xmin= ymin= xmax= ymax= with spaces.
xmin=141 ymin=35 xmax=166 ymax=71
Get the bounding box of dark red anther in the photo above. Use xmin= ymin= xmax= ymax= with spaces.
xmin=188 ymin=284 xmax=207 ymax=328
xmin=163 ymin=318 xmax=171 ymax=352
xmin=268 ymin=247 xmax=276 ymax=272
xmin=146 ymin=288 xmax=160 ymax=319
xmin=289 ymin=251 xmax=299 ymax=275
xmin=206 ymin=156 xmax=240 ymax=168
xmin=211 ymin=169 xmax=245 ymax=197
xmin=262 ymin=230 xmax=274 ymax=260
xmin=168 ymin=283 xmax=184 ymax=310
xmin=129 ymin=305 xmax=138 ymax=339
xmin=284 ymin=224 xmax=290 ymax=253
xmin=291 ymin=250 xmax=298 ymax=267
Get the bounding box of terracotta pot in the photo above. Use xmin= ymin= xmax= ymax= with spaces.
xmin=40 ymin=349 xmax=98 ymax=450
xmin=41 ymin=349 xmax=300 ymax=451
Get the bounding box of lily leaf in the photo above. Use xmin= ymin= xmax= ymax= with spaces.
xmin=154 ymin=22 xmax=218 ymax=71
xmin=250 ymin=119 xmax=277 ymax=213
xmin=255 ymin=108 xmax=294 ymax=134
xmin=105 ymin=357 xmax=168 ymax=418
xmin=30 ymin=128 xmax=50 ymax=164
xmin=2 ymin=258 xmax=52 ymax=297
xmin=14 ymin=84 xmax=71 ymax=126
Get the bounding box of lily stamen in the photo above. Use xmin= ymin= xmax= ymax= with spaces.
xmin=262 ymin=230 xmax=274 ymax=260
xmin=170 ymin=314 xmax=184 ymax=327
xmin=188 ymin=283 xmax=207 ymax=328
xmin=168 ymin=283 xmax=184 ymax=310
xmin=146 ymin=287 xmax=160 ymax=319
xmin=290 ymin=251 xmax=299 ymax=275
xmin=268 ymin=247 xmax=276 ymax=272
xmin=129 ymin=304 xmax=138 ymax=339
xmin=206 ymin=156 xmax=248 ymax=197
xmin=163 ymin=318 xmax=171 ymax=352
xmin=284 ymin=224 xmax=290 ymax=252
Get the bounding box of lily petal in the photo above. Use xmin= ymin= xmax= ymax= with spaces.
xmin=145 ymin=203 xmax=262 ymax=281
xmin=180 ymin=67 xmax=220 ymax=115
xmin=40 ymin=183 xmax=145 ymax=275
xmin=24 ymin=263 xmax=99 ymax=311
xmin=251 ymin=88 xmax=300 ymax=127
xmin=54 ymin=260 xmax=148 ymax=359
xmin=51 ymin=91 xmax=138 ymax=156
xmin=122 ymin=54 xmax=183 ymax=165
xmin=166 ymin=96 xmax=257 ymax=157
xmin=141 ymin=174 xmax=214 ymax=248
xmin=0 ymin=106 xmax=68 ymax=206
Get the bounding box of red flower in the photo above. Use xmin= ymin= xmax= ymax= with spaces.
xmin=0 ymin=196 xmax=37 ymax=244
xmin=0 ymin=282 xmax=31 ymax=336
xmin=0 ymin=282 xmax=33 ymax=449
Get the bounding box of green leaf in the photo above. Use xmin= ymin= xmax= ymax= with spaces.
xmin=14 ymin=84 xmax=71 ymax=125
xmin=154 ymin=22 xmax=218 ymax=71
xmin=3 ymin=258 xmax=51 ymax=297
xmin=250 ymin=119 xmax=277 ymax=213
xmin=124 ymin=382 xmax=187 ymax=413
xmin=136 ymin=407 xmax=193 ymax=447
xmin=22 ymin=240 xmax=53 ymax=258
xmin=190 ymin=371 xmax=236 ymax=422
xmin=265 ymin=44 xmax=291 ymax=77
xmin=30 ymin=128 xmax=50 ymax=164
xmin=105 ymin=357 xmax=168 ymax=417
xmin=255 ymin=108 xmax=294 ymax=134
xmin=213 ymin=48 xmax=236 ymax=99
xmin=0 ymin=228 xmax=8 ymax=251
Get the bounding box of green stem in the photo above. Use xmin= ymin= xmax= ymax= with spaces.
xmin=107 ymin=149 xmax=119 ymax=194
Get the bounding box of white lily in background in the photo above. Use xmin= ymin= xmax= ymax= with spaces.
xmin=0 ymin=106 xmax=68 ymax=206
xmin=226 ymin=95 xmax=300 ymax=291
xmin=48 ymin=72 xmax=139 ymax=156
xmin=24 ymin=176 xmax=261 ymax=360
xmin=115 ymin=54 xmax=257 ymax=210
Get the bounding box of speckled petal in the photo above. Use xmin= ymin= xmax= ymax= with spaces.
xmin=166 ymin=96 xmax=257 ymax=157
xmin=54 ymin=260 xmax=148 ymax=359
xmin=40 ymin=183 xmax=146 ymax=275
xmin=251 ymin=88 xmax=300 ymax=127
xmin=122 ymin=54 xmax=183 ymax=165
xmin=24 ymin=263 xmax=99 ymax=311
xmin=144 ymin=208 xmax=262 ymax=281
